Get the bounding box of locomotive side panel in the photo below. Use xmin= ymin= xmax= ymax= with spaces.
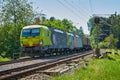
xmin=50 ymin=29 xmax=68 ymax=49
xmin=69 ymin=34 xmax=74 ymax=49
xmin=66 ymin=33 xmax=74 ymax=49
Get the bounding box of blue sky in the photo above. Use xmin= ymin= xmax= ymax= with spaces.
xmin=29 ymin=0 xmax=120 ymax=34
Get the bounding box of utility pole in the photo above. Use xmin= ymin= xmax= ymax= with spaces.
xmin=93 ymin=14 xmax=114 ymax=57
xmin=110 ymin=12 xmax=117 ymax=50
xmin=94 ymin=17 xmax=101 ymax=58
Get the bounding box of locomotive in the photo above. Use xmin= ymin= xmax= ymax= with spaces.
xmin=20 ymin=25 xmax=91 ymax=57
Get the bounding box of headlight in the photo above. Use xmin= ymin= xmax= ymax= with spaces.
xmin=40 ymin=40 xmax=43 ymax=45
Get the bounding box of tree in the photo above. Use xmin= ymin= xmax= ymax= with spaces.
xmin=41 ymin=18 xmax=77 ymax=33
xmin=0 ymin=0 xmax=34 ymax=25
xmin=0 ymin=0 xmax=34 ymax=58
xmin=62 ymin=19 xmax=74 ymax=32
xmin=104 ymin=34 xmax=118 ymax=49
xmin=87 ymin=17 xmax=95 ymax=34
xmin=41 ymin=16 xmax=46 ymax=21
xmin=50 ymin=17 xmax=56 ymax=21
xmin=88 ymin=14 xmax=120 ymax=49
xmin=108 ymin=14 xmax=120 ymax=48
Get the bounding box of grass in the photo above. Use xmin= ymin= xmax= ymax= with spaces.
xmin=0 ymin=56 xmax=10 ymax=62
xmin=52 ymin=53 xmax=120 ymax=80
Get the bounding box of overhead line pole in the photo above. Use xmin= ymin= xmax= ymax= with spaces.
xmin=93 ymin=12 xmax=117 ymax=57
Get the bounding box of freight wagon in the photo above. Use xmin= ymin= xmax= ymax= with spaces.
xmin=83 ymin=37 xmax=91 ymax=50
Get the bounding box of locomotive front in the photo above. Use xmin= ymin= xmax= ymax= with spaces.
xmin=20 ymin=25 xmax=42 ymax=54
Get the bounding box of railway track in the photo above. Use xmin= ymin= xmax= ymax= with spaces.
xmin=0 ymin=50 xmax=93 ymax=80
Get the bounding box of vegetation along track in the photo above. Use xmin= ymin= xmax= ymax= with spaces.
xmin=0 ymin=50 xmax=93 ymax=80
xmin=0 ymin=57 xmax=36 ymax=66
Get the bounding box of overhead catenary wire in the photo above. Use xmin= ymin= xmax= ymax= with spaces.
xmin=65 ymin=0 xmax=90 ymax=19
xmin=57 ymin=0 xmax=82 ymax=21
xmin=57 ymin=0 xmax=89 ymax=23
xmin=89 ymin=0 xmax=94 ymax=16
xmin=78 ymin=0 xmax=92 ymax=17
xmin=64 ymin=0 xmax=89 ymax=20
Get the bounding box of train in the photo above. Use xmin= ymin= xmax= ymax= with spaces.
xmin=20 ymin=25 xmax=91 ymax=57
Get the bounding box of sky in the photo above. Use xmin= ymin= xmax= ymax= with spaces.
xmin=29 ymin=0 xmax=120 ymax=34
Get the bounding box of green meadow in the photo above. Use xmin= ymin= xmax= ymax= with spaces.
xmin=52 ymin=51 xmax=120 ymax=80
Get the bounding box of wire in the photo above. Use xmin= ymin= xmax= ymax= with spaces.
xmin=57 ymin=0 xmax=81 ymax=20
xmin=78 ymin=0 xmax=92 ymax=17
xmin=64 ymin=0 xmax=89 ymax=19
xmin=89 ymin=0 xmax=94 ymax=15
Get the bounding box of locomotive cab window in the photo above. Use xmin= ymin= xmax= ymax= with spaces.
xmin=22 ymin=28 xmax=40 ymax=37
xmin=31 ymin=28 xmax=40 ymax=36
xmin=22 ymin=29 xmax=31 ymax=37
